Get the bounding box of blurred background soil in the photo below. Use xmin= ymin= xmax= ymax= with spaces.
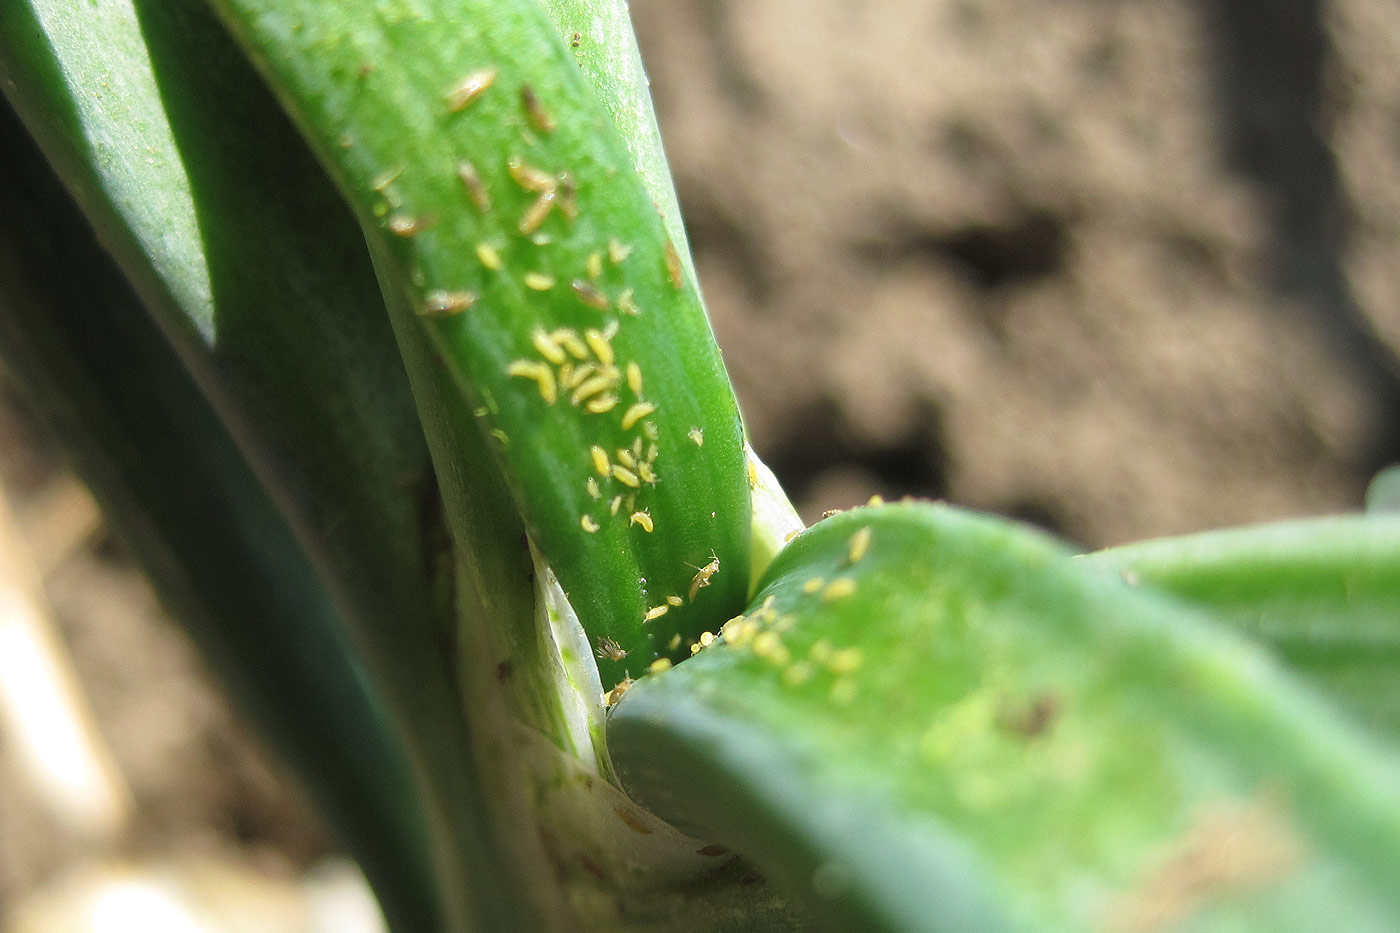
xmin=632 ymin=0 xmax=1400 ymax=544
xmin=3 ymin=0 xmax=1399 ymax=924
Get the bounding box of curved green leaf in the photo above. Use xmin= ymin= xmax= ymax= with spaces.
xmin=1087 ymin=515 xmax=1400 ymax=740
xmin=0 ymin=3 xmax=527 ymax=927
xmin=535 ymin=0 xmax=691 ymax=265
xmin=204 ymin=0 xmax=752 ymax=689
xmin=0 ymin=93 xmax=439 ymax=933
xmin=610 ymin=503 xmax=1400 ymax=932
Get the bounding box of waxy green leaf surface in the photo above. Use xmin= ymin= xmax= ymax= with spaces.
xmin=0 ymin=99 xmax=440 ymax=931
xmin=610 ymin=503 xmax=1400 ymax=932
xmin=0 ymin=2 xmax=531 ymax=927
xmin=1088 ymin=515 xmax=1400 ymax=741
xmin=206 ymin=0 xmax=752 ymax=688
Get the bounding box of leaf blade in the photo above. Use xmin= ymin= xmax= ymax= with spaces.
xmin=1087 ymin=515 xmax=1400 ymax=739
xmin=204 ymin=0 xmax=753 ymax=688
xmin=611 ymin=504 xmax=1400 ymax=931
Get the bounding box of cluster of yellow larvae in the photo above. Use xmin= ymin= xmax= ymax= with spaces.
xmin=399 ymin=65 xmax=744 ymax=694
xmin=718 ymin=525 xmax=869 ymax=694
xmin=604 ymin=525 xmax=873 ymax=707
xmin=503 ymin=305 xmax=685 ymax=555
xmin=396 ymin=69 xmax=698 ymax=541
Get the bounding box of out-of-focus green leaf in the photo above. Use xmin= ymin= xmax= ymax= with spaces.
xmin=0 ymin=92 xmax=439 ymax=933
xmin=0 ymin=2 xmax=523 ymax=927
xmin=1087 ymin=515 xmax=1400 ymax=740
xmin=610 ymin=503 xmax=1400 ymax=932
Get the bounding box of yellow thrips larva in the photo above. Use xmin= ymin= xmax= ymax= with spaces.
xmin=646 ymin=442 xmax=660 ymax=464
xmin=752 ymin=631 xmax=790 ymax=666
xmin=644 ymin=604 xmax=669 ymax=622
xmin=603 ymin=319 xmax=620 ymax=340
xmin=571 ymin=279 xmax=610 ymax=311
xmin=506 ymin=360 xmax=557 ymax=404
xmin=621 ymin=402 xmax=657 ymax=431
xmin=688 ymin=427 xmax=704 ymax=446
xmin=570 ymin=374 xmax=615 ymax=406
xmin=699 ymin=631 xmax=716 ymax=648
xmin=519 ymin=83 xmax=556 ymax=133
xmin=580 ymin=514 xmax=600 ymax=533
xmin=557 ymin=173 xmax=579 ymax=220
xmin=609 ymin=495 xmax=624 ymax=516
xmin=445 ymin=67 xmax=497 ymax=112
xmin=782 ymin=662 xmax=814 ymax=687
xmin=556 ymin=329 xmax=590 ymax=359
xmin=648 ymin=658 xmax=672 ymax=675
xmin=667 ymin=633 xmax=682 ymax=651
xmin=642 ymin=421 xmax=660 ymax=441
xmin=611 ymin=465 xmax=641 ymax=488
xmin=584 ymin=329 xmax=615 ymax=365
xmin=636 ymin=463 xmax=658 ymax=485
xmin=666 ymin=595 xmax=685 ymax=607
xmin=519 ymin=190 xmax=557 ymax=235
xmin=586 ymin=477 xmax=602 ymax=499
xmin=586 ymin=251 xmax=604 ymax=281
xmin=608 ymin=237 xmax=632 ymax=263
xmin=868 ymin=494 xmax=886 ymax=506
xmin=827 ymin=647 xmax=864 ymax=674
xmin=848 ymin=527 xmax=872 ymax=564
xmin=802 ymin=577 xmax=825 ymax=594
xmin=604 ymin=677 xmax=633 ymax=706
xmin=615 ymin=448 xmax=638 ymax=470
xmin=370 ymin=165 xmax=404 ymax=191
xmin=420 ymin=290 xmax=477 ymax=315
xmin=822 ymin=578 xmax=858 ymax=601
xmin=457 ymin=160 xmax=491 ymax=211
xmin=626 ymin=362 xmax=643 ymax=395
xmin=590 ymin=446 xmax=610 ymax=475
xmin=689 ymin=554 xmax=720 ymax=600
xmin=506 ymin=156 xmax=556 ymax=192
xmin=531 ymin=329 xmax=567 ymax=365
xmin=523 ymin=272 xmax=555 ymax=291
xmin=630 ymin=511 xmax=654 ymax=532
xmin=476 ymin=242 xmax=503 ymax=270
xmin=586 ymin=395 xmax=619 ymax=414
xmin=595 ymin=635 xmax=626 ymax=660
xmin=490 ymin=428 xmax=509 ymax=446
xmin=617 ymin=288 xmax=640 ymax=316
xmin=747 ymin=459 xmax=759 ymax=489
xmin=387 ymin=213 xmax=423 ymax=237
xmin=664 ymin=239 xmax=684 ymax=288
